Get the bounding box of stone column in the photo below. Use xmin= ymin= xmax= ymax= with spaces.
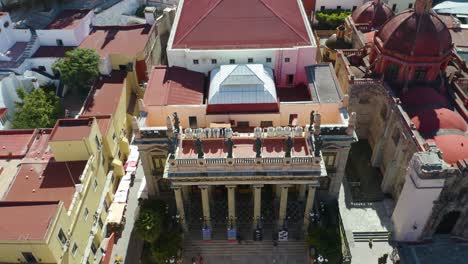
xmin=298 ymin=184 xmax=307 ymax=200
xmin=329 ymin=147 xmax=351 ymax=198
xmin=199 ymin=186 xmax=211 ymax=228
xmin=303 ymin=185 xmax=317 ymax=232
xmin=173 ymin=187 xmax=187 ymax=231
xmin=278 ymin=185 xmax=289 ymax=228
xmin=140 ymin=152 xmax=158 ymax=196
xmin=227 ymin=185 xmax=236 ymax=226
xmin=371 ymin=110 xmax=395 ymax=167
xmin=253 ymin=184 xmax=263 ymax=228
xmin=381 ymin=139 xmax=406 ymax=193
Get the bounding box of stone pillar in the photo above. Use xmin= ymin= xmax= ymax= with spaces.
xmin=253 ymin=184 xmax=263 ymax=228
xmin=227 ymin=185 xmax=236 ymax=226
xmin=303 ymin=185 xmax=317 ymax=232
xmin=173 ymin=187 xmax=187 ymax=231
xmin=278 ymin=185 xmax=289 ymax=228
xmin=140 ymin=152 xmax=158 ymax=196
xmin=298 ymin=184 xmax=307 ymax=200
xmin=199 ymin=186 xmax=211 ymax=228
xmin=381 ymin=139 xmax=406 ymax=193
xmin=371 ymin=110 xmax=394 ymax=167
xmin=329 ymin=147 xmax=351 ymax=198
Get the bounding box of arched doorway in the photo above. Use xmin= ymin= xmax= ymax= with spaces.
xmin=435 ymin=211 xmax=461 ymax=234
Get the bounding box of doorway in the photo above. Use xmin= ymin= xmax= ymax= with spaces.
xmin=435 ymin=211 xmax=461 ymax=234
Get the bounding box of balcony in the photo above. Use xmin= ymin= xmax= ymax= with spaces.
xmin=166 ymin=127 xmax=323 ymax=174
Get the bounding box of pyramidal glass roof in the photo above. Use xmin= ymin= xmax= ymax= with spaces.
xmin=209 ymin=64 xmax=277 ymax=105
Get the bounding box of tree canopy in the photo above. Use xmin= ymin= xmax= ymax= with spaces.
xmin=12 ymin=86 xmax=62 ymax=129
xmin=315 ymin=9 xmax=352 ymax=30
xmin=53 ymin=48 xmax=100 ymax=95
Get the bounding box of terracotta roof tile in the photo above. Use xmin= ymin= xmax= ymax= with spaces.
xmin=0 ymin=129 xmax=36 ymax=158
xmin=79 ymin=24 xmax=152 ymax=57
xmin=50 ymin=118 xmax=93 ymax=142
xmin=0 ymin=201 xmax=59 ymax=241
xmin=81 ymin=71 xmax=127 ymax=116
xmin=172 ymin=0 xmax=312 ymax=49
xmin=45 ymin=9 xmax=90 ymax=30
xmin=144 ymin=66 xmax=205 ymax=106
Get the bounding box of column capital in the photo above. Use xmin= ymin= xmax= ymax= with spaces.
xmin=253 ymin=184 xmax=264 ymax=188
xmin=226 ymin=185 xmax=237 ymax=189
xmin=172 ymin=186 xmax=182 ymax=191
xmin=278 ymin=184 xmax=293 ymax=188
xmin=198 ymin=185 xmax=209 ymax=190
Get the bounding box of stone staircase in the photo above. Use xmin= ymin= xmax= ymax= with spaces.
xmin=21 ymin=31 xmax=38 ymax=58
xmin=183 ymin=239 xmax=308 ymax=257
xmin=352 ymin=231 xmax=390 ymax=243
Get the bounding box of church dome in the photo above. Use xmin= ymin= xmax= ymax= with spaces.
xmin=352 ymin=0 xmax=394 ymax=29
xmin=375 ymin=9 xmax=452 ymax=57
xmin=429 ymin=135 xmax=468 ymax=164
xmin=400 ymin=86 xmax=449 ymax=111
xmin=411 ymin=108 xmax=467 ymax=136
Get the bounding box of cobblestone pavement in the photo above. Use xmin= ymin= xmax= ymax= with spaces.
xmin=399 ymin=238 xmax=468 ymax=264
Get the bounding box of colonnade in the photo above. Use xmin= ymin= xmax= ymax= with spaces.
xmin=172 ymin=183 xmax=318 ymax=234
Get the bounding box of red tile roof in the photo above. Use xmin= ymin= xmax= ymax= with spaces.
xmin=32 ymin=46 xmax=75 ymax=58
xmin=81 ymin=71 xmax=127 ymax=116
xmin=144 ymin=66 xmax=205 ymax=106
xmin=50 ymin=118 xmax=93 ymax=142
xmin=95 ymin=116 xmax=112 ymax=135
xmin=0 ymin=129 xmax=36 ymax=158
xmin=179 ymin=138 xmax=309 ymax=158
xmin=172 ymin=0 xmax=312 ymax=49
xmin=79 ymin=24 xmax=152 ymax=57
xmin=5 ymin=160 xmax=86 ymax=208
xmin=45 ymin=9 xmax=90 ymax=30
xmin=0 ymin=201 xmax=59 ymax=241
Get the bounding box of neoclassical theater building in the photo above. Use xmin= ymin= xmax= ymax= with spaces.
xmin=335 ymin=0 xmax=468 ymax=241
xmin=133 ymin=0 xmax=357 ymax=240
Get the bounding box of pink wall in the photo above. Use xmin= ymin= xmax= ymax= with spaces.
xmin=276 ymin=46 xmax=316 ymax=87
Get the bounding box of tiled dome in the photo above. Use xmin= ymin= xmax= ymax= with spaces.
xmin=411 ymin=108 xmax=467 ymax=137
xmin=375 ymin=10 xmax=452 ymax=57
xmin=352 ymin=0 xmax=394 ymax=29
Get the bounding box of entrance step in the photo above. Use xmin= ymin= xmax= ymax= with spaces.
xmin=352 ymin=231 xmax=390 ymax=242
xmin=183 ymin=240 xmax=308 ymax=256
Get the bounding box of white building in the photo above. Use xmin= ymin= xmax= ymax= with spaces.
xmin=167 ymin=0 xmax=318 ymax=87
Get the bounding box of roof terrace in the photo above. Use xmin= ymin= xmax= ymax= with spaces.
xmin=167 ymin=127 xmax=323 ymax=175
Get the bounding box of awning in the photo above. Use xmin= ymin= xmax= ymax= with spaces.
xmin=106 ymin=203 xmax=126 ymax=224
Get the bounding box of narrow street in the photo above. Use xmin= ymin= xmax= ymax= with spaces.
xmin=109 ymin=159 xmax=145 ymax=264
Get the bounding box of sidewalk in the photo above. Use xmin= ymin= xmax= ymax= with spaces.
xmin=109 ymin=159 xmax=145 ymax=264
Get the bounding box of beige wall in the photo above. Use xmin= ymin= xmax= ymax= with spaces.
xmin=145 ymin=102 xmax=345 ymax=128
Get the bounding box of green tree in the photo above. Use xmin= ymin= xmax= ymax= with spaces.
xmin=307 ymin=226 xmax=341 ymax=261
xmin=12 ymin=87 xmax=62 ymax=129
xmin=53 ymin=48 xmax=100 ymax=95
xmin=135 ymin=209 xmax=164 ymax=242
xmin=151 ymin=231 xmax=182 ymax=264
xmin=316 ymin=9 xmax=352 ymax=30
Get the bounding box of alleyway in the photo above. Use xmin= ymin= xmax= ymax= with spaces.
xmin=109 ymin=160 xmax=145 ymax=264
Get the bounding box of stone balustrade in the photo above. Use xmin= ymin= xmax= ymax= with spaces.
xmin=168 ymin=155 xmax=321 ymax=173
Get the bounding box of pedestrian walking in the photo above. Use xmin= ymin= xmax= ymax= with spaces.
xmin=191 ymin=256 xmax=196 ymax=264
xmin=198 ymin=253 xmax=204 ymax=264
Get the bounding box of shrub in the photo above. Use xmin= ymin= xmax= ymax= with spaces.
xmin=315 ymin=9 xmax=352 ymax=30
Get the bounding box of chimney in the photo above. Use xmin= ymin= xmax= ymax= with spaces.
xmin=415 ymin=0 xmax=433 ymax=14
xmin=144 ymin=6 xmax=156 ymax=25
